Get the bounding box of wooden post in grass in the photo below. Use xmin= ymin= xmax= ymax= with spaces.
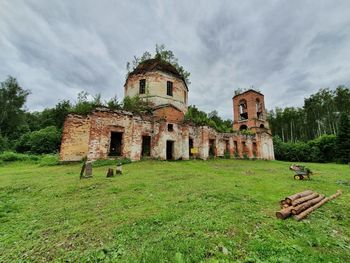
xmin=84 ymin=162 xmax=93 ymax=178
xmin=116 ymin=162 xmax=122 ymax=175
xmin=106 ymin=168 xmax=114 ymax=177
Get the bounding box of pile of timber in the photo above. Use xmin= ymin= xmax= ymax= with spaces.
xmin=276 ymin=189 xmax=341 ymax=221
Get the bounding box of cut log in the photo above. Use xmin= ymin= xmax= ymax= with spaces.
xmin=276 ymin=206 xmax=295 ymax=219
xmin=292 ymin=192 xmax=319 ymax=206
xmin=294 ymin=190 xmax=342 ymax=221
xmin=280 ymin=199 xmax=288 ymax=206
xmin=291 ymin=195 xmax=325 ymax=215
xmin=285 ymin=190 xmax=313 ymax=205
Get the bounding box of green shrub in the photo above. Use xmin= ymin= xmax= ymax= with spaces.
xmin=38 ymin=154 xmax=60 ymax=166
xmin=0 ymin=151 xmax=30 ymax=162
xmin=274 ymin=135 xmax=337 ymax=163
xmin=29 ymin=126 xmax=61 ymax=154
xmin=242 ymin=153 xmax=249 ymax=160
xmin=15 ymin=126 xmax=61 ymax=154
xmin=0 ymin=134 xmax=9 ymax=152
xmin=122 ymin=96 xmax=152 ymax=115
xmin=15 ymin=132 xmax=31 ymax=153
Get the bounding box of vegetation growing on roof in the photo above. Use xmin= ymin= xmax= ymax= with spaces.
xmin=126 ymin=44 xmax=191 ymax=85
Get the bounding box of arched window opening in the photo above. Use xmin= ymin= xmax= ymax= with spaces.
xmin=240 ymin=124 xmax=248 ymax=131
xmin=239 ymin=99 xmax=248 ymax=120
xmin=256 ymin=98 xmax=263 ymax=119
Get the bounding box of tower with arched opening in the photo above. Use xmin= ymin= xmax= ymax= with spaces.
xmin=232 ymin=89 xmax=270 ymax=132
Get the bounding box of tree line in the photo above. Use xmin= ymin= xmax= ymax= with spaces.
xmin=268 ymin=86 xmax=350 ymax=163
xmin=268 ymin=86 xmax=350 ymax=142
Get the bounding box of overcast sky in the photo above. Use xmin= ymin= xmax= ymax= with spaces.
xmin=1 ymin=0 xmax=350 ymax=119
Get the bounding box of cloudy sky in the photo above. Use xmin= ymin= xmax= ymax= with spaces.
xmin=1 ymin=0 xmax=350 ymax=119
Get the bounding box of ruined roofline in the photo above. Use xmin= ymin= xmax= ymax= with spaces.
xmin=232 ymin=89 xmax=264 ymax=99
xmin=66 ymin=107 xmax=134 ymax=118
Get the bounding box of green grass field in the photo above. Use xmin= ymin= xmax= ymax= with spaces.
xmin=0 ymin=159 xmax=349 ymax=262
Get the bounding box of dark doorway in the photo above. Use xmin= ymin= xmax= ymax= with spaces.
xmin=109 ymin=132 xmax=122 ymax=156
xmin=253 ymin=142 xmax=257 ymax=157
xmin=234 ymin=141 xmax=238 ymax=156
xmin=225 ymin=140 xmax=230 ymax=157
xmin=209 ymin=139 xmax=216 ymax=157
xmin=166 ymin=140 xmax=174 ymax=160
xmin=260 ymin=124 xmax=265 ymax=128
xmin=189 ymin=138 xmax=193 ymax=157
xmin=142 ymin=136 xmax=151 ymax=156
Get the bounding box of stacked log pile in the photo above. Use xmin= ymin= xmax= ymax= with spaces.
xmin=276 ymin=190 xmax=341 ymax=221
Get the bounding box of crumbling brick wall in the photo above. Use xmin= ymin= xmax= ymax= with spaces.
xmin=60 ymin=114 xmax=91 ymax=161
xmin=60 ymin=109 xmax=274 ymax=162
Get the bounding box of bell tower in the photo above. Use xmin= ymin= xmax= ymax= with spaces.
xmin=232 ymin=89 xmax=270 ymax=132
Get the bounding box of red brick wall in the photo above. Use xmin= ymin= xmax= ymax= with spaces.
xmin=153 ymin=106 xmax=184 ymax=123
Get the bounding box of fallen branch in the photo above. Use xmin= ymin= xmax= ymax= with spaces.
xmin=294 ymin=190 xmax=342 ymax=221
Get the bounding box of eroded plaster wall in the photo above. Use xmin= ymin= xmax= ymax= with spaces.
xmin=125 ymin=71 xmax=188 ymax=113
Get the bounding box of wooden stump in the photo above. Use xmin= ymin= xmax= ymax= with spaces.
xmin=84 ymin=162 xmax=93 ymax=178
xmin=106 ymin=168 xmax=114 ymax=177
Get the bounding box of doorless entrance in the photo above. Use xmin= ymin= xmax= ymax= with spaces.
xmin=166 ymin=140 xmax=174 ymax=160
xmin=109 ymin=132 xmax=122 ymax=156
xmin=142 ymin=136 xmax=151 ymax=156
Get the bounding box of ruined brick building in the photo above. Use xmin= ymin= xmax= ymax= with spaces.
xmin=60 ymin=58 xmax=274 ymax=161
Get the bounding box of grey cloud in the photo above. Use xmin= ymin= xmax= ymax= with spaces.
xmin=1 ymin=0 xmax=350 ymax=118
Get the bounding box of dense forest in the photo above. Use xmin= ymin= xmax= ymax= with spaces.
xmin=268 ymin=86 xmax=350 ymax=142
xmin=268 ymin=86 xmax=350 ymax=163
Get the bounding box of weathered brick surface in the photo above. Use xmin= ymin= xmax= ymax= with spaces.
xmin=153 ymin=105 xmax=185 ymax=123
xmin=60 ymin=108 xmax=274 ymax=161
xmin=60 ymin=114 xmax=91 ymax=161
xmin=233 ymin=89 xmax=270 ymax=131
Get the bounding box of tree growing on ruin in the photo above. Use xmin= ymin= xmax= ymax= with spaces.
xmin=126 ymin=44 xmax=191 ymax=84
